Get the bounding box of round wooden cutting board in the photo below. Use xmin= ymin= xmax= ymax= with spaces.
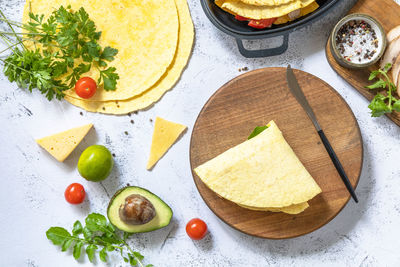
xmin=189 ymin=67 xmax=363 ymax=239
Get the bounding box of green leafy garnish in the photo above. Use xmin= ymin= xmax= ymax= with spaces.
xmin=248 ymin=125 xmax=268 ymax=139
xmin=366 ymin=63 xmax=400 ymax=117
xmin=0 ymin=5 xmax=119 ymax=101
xmin=46 ymin=213 xmax=150 ymax=266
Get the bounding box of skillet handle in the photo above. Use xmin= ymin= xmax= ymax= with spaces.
xmin=235 ymin=33 xmax=289 ymax=58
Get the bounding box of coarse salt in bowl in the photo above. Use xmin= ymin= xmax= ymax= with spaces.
xmin=330 ymin=13 xmax=387 ymax=69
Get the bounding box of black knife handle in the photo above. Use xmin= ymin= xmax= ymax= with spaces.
xmin=317 ymin=130 xmax=359 ymax=203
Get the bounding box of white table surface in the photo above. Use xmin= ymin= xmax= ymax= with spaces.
xmin=1 ymin=0 xmax=400 ymax=266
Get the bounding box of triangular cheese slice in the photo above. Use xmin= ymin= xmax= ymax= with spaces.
xmin=147 ymin=117 xmax=187 ymax=170
xmin=36 ymin=124 xmax=93 ymax=162
xmin=194 ymin=121 xmax=321 ymax=209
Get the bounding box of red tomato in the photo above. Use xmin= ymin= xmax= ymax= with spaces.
xmin=248 ymin=18 xmax=277 ymax=29
xmin=65 ymin=183 xmax=86 ymax=204
xmin=235 ymin=15 xmax=249 ymax=21
xmin=186 ymin=218 xmax=207 ymax=240
xmin=75 ymin=77 xmax=97 ymax=99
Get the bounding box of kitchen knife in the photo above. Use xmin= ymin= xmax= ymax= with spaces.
xmin=286 ymin=65 xmax=358 ymax=203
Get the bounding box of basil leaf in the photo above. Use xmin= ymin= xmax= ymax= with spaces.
xmin=73 ymin=241 xmax=83 ymax=260
xmin=248 ymin=126 xmax=268 ymax=140
xmin=85 ymin=244 xmax=97 ymax=263
xmin=72 ymin=220 xmax=83 ymax=236
xmin=46 ymin=227 xmax=71 ymax=245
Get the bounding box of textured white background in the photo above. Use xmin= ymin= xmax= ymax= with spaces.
xmin=1 ymin=0 xmax=400 ymax=266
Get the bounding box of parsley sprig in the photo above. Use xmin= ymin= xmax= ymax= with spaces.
xmin=46 ymin=213 xmax=152 ymax=267
xmin=366 ymin=63 xmax=400 ymax=117
xmin=0 ymin=5 xmax=119 ymax=101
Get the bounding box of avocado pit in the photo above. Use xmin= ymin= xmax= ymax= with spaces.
xmin=119 ymin=194 xmax=156 ymax=225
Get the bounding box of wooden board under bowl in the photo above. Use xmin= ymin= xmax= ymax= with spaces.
xmin=326 ymin=0 xmax=400 ymax=126
xmin=189 ymin=67 xmax=363 ymax=239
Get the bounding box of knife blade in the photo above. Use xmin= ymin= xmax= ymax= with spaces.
xmin=286 ymin=65 xmax=358 ymax=203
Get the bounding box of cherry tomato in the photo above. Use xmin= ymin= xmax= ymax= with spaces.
xmin=248 ymin=18 xmax=277 ymax=29
xmin=235 ymin=15 xmax=249 ymax=21
xmin=64 ymin=183 xmax=86 ymax=204
xmin=186 ymin=218 xmax=207 ymax=240
xmin=75 ymin=77 xmax=97 ymax=99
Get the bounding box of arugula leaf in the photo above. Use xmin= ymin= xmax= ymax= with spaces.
xmin=82 ymin=226 xmax=92 ymax=239
xmin=85 ymin=213 xmax=108 ymax=232
xmin=99 ymin=247 xmax=108 ymax=262
xmin=85 ymin=244 xmax=97 ymax=262
xmin=62 ymin=239 xmax=74 ymax=252
xmin=73 ymin=241 xmax=84 ymax=260
xmin=248 ymin=126 xmax=268 ymax=140
xmin=46 ymin=213 xmax=150 ymax=265
xmin=46 ymin=227 xmax=71 ymax=245
xmin=72 ymin=220 xmax=83 ymax=236
xmin=129 ymin=254 xmax=137 ymax=266
xmin=133 ymin=251 xmax=144 ymax=261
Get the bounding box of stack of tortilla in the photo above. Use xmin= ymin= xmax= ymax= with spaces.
xmin=194 ymin=121 xmax=322 ymax=214
xmin=215 ymin=0 xmax=319 ymax=25
xmin=23 ymin=0 xmax=194 ymax=114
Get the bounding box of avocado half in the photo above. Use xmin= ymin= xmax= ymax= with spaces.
xmin=107 ymin=186 xmax=172 ymax=233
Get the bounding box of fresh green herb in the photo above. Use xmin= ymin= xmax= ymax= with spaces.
xmin=248 ymin=125 xmax=269 ymax=139
xmin=46 ymin=213 xmax=150 ymax=267
xmin=0 ymin=5 xmax=119 ymax=101
xmin=366 ymin=63 xmax=400 ymax=117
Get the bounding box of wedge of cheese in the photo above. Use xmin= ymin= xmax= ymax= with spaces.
xmin=147 ymin=117 xmax=187 ymax=170
xmin=194 ymin=121 xmax=321 ymax=213
xmin=36 ymin=124 xmax=93 ymax=162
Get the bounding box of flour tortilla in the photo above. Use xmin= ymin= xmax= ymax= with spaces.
xmin=238 ymin=202 xmax=309 ymax=214
xmin=215 ymin=0 xmax=315 ymax=20
xmin=64 ymin=0 xmax=194 ymax=114
xmin=23 ymin=0 xmax=179 ymax=101
xmin=274 ymin=1 xmax=319 ymax=24
xmin=194 ymin=121 xmax=322 ymax=208
xmin=239 ymin=0 xmax=293 ymax=7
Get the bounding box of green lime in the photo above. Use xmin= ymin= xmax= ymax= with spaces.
xmin=78 ymin=145 xmax=114 ymax=182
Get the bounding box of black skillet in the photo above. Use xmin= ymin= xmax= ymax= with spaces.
xmin=200 ymin=0 xmax=345 ymax=58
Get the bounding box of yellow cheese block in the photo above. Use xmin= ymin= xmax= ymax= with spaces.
xmin=36 ymin=124 xmax=93 ymax=162
xmin=147 ymin=117 xmax=187 ymax=170
xmin=194 ymin=120 xmax=321 ymax=209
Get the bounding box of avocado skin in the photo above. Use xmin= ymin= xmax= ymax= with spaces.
xmin=107 ymin=186 xmax=173 ymax=233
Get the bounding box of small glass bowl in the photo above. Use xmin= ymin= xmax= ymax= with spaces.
xmin=329 ymin=13 xmax=386 ymax=69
